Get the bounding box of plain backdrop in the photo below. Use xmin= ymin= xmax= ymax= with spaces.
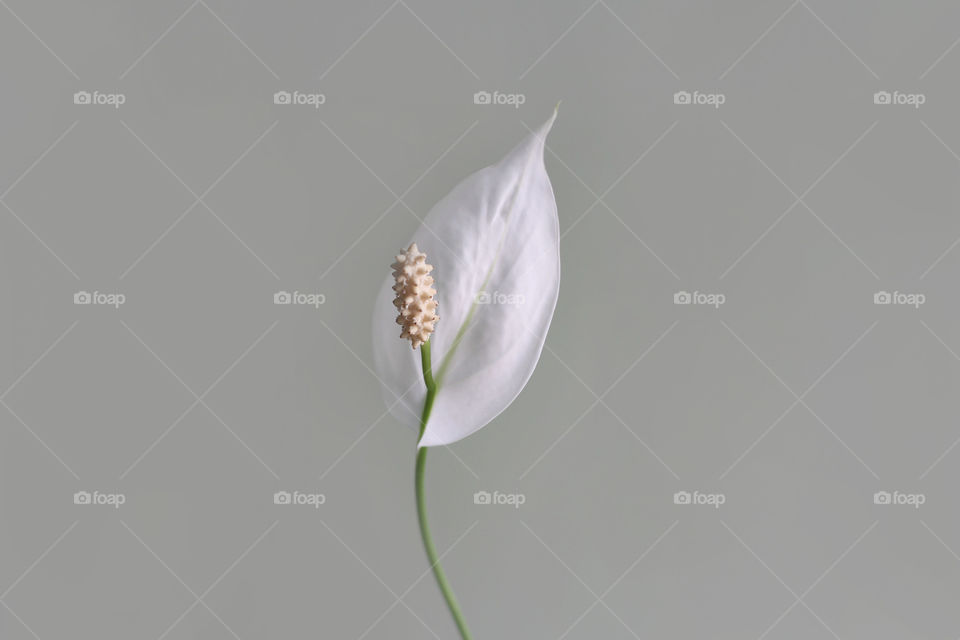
xmin=2 ymin=1 xmax=960 ymax=638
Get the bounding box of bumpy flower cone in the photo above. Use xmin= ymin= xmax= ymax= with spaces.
xmin=392 ymin=243 xmax=439 ymax=349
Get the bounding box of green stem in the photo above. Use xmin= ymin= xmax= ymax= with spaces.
xmin=416 ymin=341 xmax=473 ymax=639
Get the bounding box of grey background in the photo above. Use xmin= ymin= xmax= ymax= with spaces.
xmin=1 ymin=1 xmax=960 ymax=638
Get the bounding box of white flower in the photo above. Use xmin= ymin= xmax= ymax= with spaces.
xmin=373 ymin=112 xmax=560 ymax=447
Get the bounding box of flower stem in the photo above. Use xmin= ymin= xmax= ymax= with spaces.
xmin=416 ymin=341 xmax=473 ymax=639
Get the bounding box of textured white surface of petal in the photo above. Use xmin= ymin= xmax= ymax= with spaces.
xmin=371 ymin=111 xmax=560 ymax=447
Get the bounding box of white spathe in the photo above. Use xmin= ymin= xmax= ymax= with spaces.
xmin=372 ymin=111 xmax=560 ymax=448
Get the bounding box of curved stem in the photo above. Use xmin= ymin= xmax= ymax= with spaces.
xmin=416 ymin=341 xmax=473 ymax=639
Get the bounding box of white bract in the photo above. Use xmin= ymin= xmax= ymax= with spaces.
xmin=373 ymin=112 xmax=560 ymax=447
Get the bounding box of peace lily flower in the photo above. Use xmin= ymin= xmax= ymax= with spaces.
xmin=372 ymin=110 xmax=560 ymax=638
